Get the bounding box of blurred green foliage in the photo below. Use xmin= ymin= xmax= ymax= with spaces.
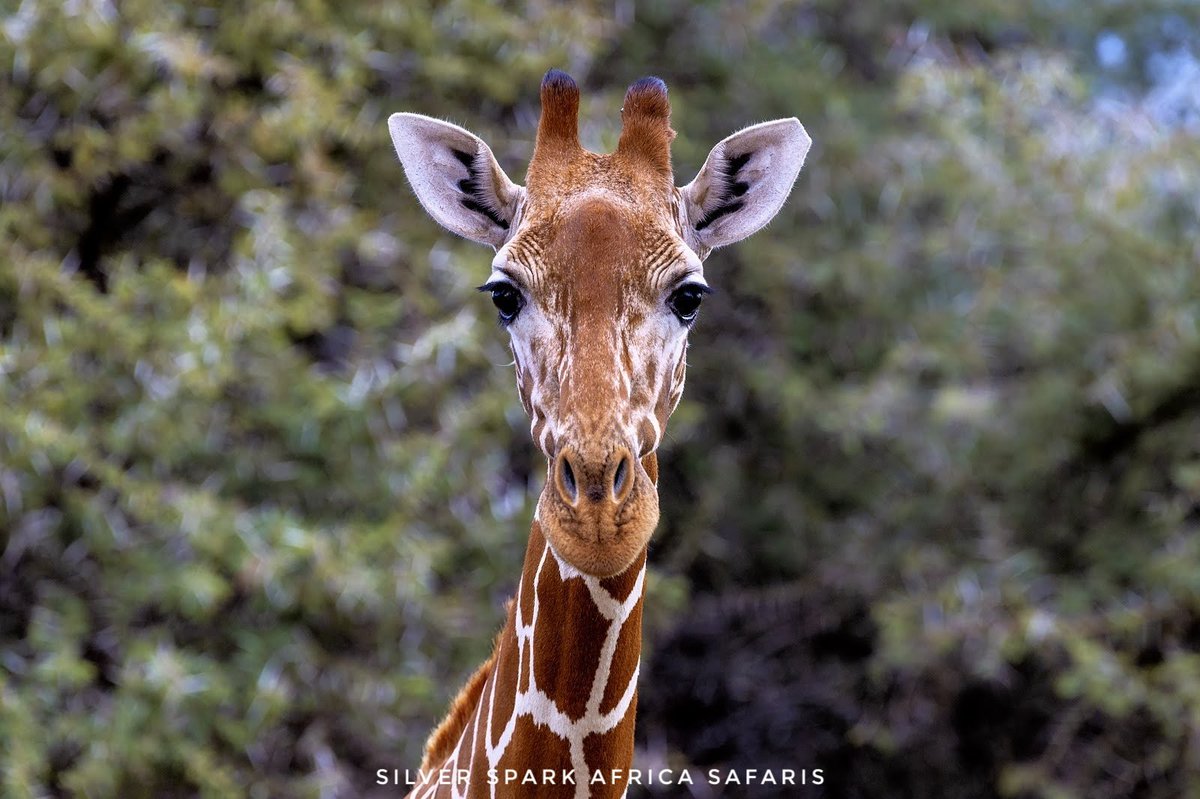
xmin=2 ymin=1 xmax=1199 ymax=797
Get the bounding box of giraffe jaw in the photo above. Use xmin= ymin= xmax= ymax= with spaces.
xmin=535 ymin=462 xmax=659 ymax=577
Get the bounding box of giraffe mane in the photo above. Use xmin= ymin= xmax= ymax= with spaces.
xmin=419 ymin=599 xmax=512 ymax=770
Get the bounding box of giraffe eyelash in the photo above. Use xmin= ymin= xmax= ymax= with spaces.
xmin=667 ymin=282 xmax=713 ymax=325
xmin=479 ymin=280 xmax=525 ymax=325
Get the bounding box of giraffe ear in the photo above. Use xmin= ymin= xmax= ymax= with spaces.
xmin=680 ymin=118 xmax=811 ymax=252
xmin=388 ymin=113 xmax=524 ymax=249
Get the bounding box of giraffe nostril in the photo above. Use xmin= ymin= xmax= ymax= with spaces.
xmin=611 ymin=451 xmax=635 ymax=504
xmin=558 ymin=455 xmax=578 ymax=504
xmin=612 ymin=455 xmax=628 ymax=500
xmin=556 ymin=448 xmax=634 ymax=508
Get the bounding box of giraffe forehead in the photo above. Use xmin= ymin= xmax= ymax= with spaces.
xmin=553 ymin=198 xmax=636 ymax=316
xmin=504 ymin=195 xmax=693 ymax=312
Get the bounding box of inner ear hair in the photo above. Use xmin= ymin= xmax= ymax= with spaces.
xmin=683 ymin=117 xmax=811 ymax=251
xmin=452 ymin=149 xmax=509 ymax=231
xmin=694 ymin=151 xmax=753 ymax=232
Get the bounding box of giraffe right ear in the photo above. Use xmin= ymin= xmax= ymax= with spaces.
xmin=680 ymin=118 xmax=811 ymax=252
xmin=388 ymin=113 xmax=524 ymax=249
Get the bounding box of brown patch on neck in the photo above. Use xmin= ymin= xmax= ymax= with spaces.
xmin=531 ymin=549 xmax=610 ymax=720
xmin=583 ymin=708 xmax=639 ymax=798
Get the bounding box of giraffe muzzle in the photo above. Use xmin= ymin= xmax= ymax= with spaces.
xmin=538 ymin=441 xmax=659 ymax=577
xmin=553 ymin=447 xmax=635 ymax=508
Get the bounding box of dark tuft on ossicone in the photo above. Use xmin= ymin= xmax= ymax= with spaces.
xmin=616 ymin=75 xmax=674 ymax=179
xmin=542 ymin=68 xmax=579 ymax=94
xmin=622 ymin=76 xmax=670 ymax=119
xmin=541 ymin=69 xmax=580 ymax=114
xmin=533 ymin=68 xmax=581 ymax=163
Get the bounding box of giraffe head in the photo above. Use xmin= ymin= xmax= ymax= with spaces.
xmin=389 ymin=70 xmax=810 ymax=577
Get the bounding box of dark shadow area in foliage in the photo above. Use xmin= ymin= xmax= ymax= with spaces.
xmin=637 ymin=588 xmax=1191 ymax=799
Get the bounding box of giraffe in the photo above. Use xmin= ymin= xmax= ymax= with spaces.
xmin=388 ymin=69 xmax=810 ymax=798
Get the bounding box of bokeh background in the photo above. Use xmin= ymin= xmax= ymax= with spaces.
xmin=3 ymin=1 xmax=1200 ymax=797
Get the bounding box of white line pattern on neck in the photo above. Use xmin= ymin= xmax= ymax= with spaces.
xmin=415 ymin=541 xmax=644 ymax=798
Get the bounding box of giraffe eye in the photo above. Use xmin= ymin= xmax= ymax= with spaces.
xmin=479 ymin=281 xmax=523 ymax=324
xmin=667 ymin=284 xmax=710 ymax=324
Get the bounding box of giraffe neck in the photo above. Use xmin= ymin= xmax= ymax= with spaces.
xmin=411 ymin=518 xmax=647 ymax=799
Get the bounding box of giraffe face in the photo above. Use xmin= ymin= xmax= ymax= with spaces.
xmin=485 ymin=187 xmax=704 ymax=577
xmin=389 ymin=70 xmax=811 ymax=577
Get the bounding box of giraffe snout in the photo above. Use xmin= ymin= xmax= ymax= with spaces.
xmin=538 ymin=440 xmax=658 ymax=577
xmin=553 ymin=446 xmax=636 ymax=508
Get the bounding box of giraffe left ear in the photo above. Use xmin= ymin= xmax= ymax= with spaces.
xmin=680 ymin=118 xmax=811 ymax=252
xmin=388 ymin=113 xmax=524 ymax=249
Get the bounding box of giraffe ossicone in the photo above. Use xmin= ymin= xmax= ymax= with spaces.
xmin=389 ymin=70 xmax=810 ymax=798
